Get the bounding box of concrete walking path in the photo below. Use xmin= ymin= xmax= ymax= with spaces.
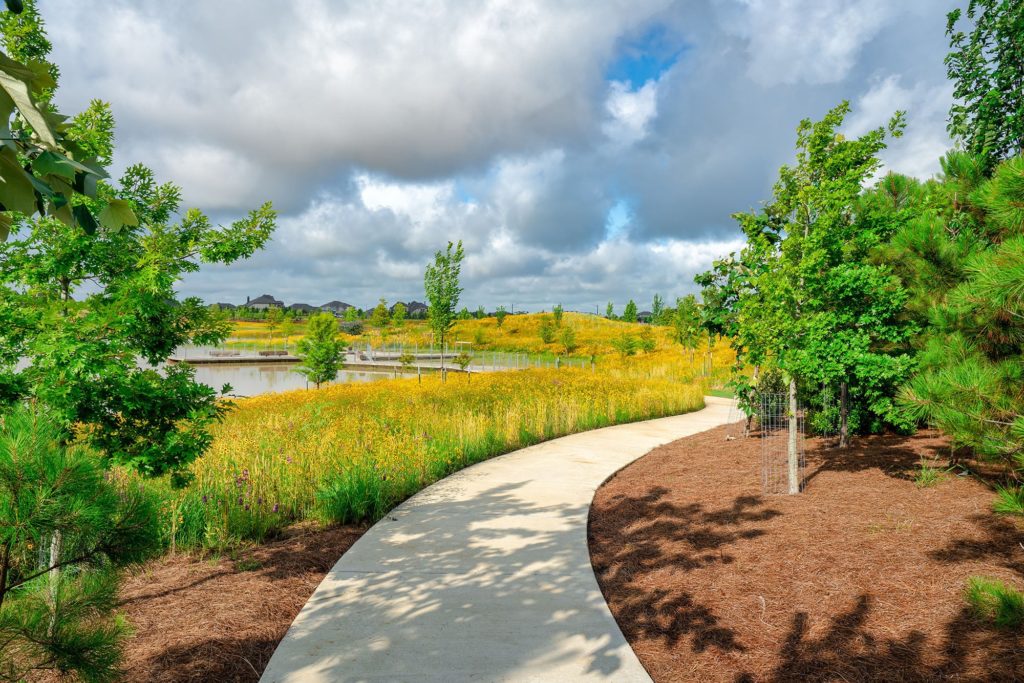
xmin=260 ymin=397 xmax=737 ymax=682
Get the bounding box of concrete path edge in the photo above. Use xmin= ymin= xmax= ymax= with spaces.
xmin=260 ymin=396 xmax=737 ymax=683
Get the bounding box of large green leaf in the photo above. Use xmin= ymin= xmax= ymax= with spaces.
xmin=33 ymin=150 xmax=76 ymax=180
xmin=0 ymin=146 xmax=37 ymax=214
xmin=72 ymin=203 xmax=97 ymax=235
xmin=0 ymin=52 xmax=57 ymax=148
xmin=97 ymin=198 xmax=138 ymax=232
xmin=0 ymin=212 xmax=11 ymax=241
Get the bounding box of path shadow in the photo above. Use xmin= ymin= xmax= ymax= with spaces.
xmin=261 ymin=472 xmax=660 ymax=681
xmin=589 ymin=487 xmax=781 ymax=655
xmin=801 ymin=432 xmax=949 ymax=488
xmin=742 ymin=594 xmax=1023 ymax=682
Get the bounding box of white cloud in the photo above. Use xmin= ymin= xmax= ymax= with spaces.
xmin=603 ymin=79 xmax=660 ymax=147
xmin=846 ymin=75 xmax=953 ymax=180
xmin=722 ymin=0 xmax=897 ymax=86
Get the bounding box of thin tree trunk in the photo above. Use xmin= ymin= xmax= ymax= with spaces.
xmin=787 ymin=377 xmax=800 ymax=494
xmin=839 ymin=381 xmax=849 ymax=448
xmin=48 ymin=531 xmax=62 ymax=634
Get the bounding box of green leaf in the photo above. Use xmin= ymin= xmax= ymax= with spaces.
xmin=72 ymin=204 xmax=98 ymax=235
xmin=0 ymin=51 xmax=57 ymax=148
xmin=97 ymin=198 xmax=138 ymax=232
xmin=0 ymin=146 xmax=37 ymax=214
xmin=32 ymin=150 xmax=77 ymax=181
xmin=0 ymin=211 xmax=11 ymax=241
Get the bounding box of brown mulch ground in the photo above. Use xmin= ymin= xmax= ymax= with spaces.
xmin=589 ymin=426 xmax=1024 ymax=682
xmin=117 ymin=523 xmax=364 ymax=682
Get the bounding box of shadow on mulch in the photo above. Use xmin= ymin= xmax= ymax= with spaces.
xmin=589 ymin=425 xmax=1024 ymax=683
xmin=116 ymin=523 xmax=365 ymax=683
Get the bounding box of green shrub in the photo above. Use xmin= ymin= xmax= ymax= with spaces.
xmin=965 ymin=576 xmax=1024 ymax=628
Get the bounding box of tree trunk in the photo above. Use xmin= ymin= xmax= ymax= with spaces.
xmin=787 ymin=377 xmax=800 ymax=494
xmin=839 ymin=381 xmax=849 ymax=448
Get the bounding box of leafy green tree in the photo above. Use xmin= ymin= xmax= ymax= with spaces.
xmin=475 ymin=305 xmax=485 ymax=319
xmin=344 ymin=306 xmax=358 ymax=322
xmin=552 ymin=303 xmax=564 ymax=327
xmin=651 ymin=294 xmax=665 ymax=325
xmin=699 ymin=102 xmax=907 ymax=482
xmin=605 ymin=301 xmax=615 ymax=319
xmin=369 ymin=298 xmax=390 ymax=328
xmin=638 ymin=326 xmax=656 ymax=353
xmin=458 ymin=306 xmax=471 ymax=320
xmin=495 ymin=305 xmax=507 ymax=328
xmin=391 ymin=301 xmax=407 ymax=325
xmin=611 ymin=333 xmax=638 ymax=357
xmin=945 ymin=0 xmax=1024 ymax=171
xmin=560 ymin=325 xmax=577 ymax=354
xmin=265 ymin=306 xmax=283 ymax=345
xmin=454 ymin=351 xmax=473 ymax=375
xmin=0 ymin=1 xmax=134 ymax=240
xmin=0 ymin=3 xmax=275 ymax=479
xmin=0 ymin=405 xmax=161 ymax=682
xmin=539 ymin=316 xmax=556 ymax=344
xmin=672 ymin=295 xmax=703 ymax=363
xmin=623 ymin=300 xmax=638 ymax=323
xmin=424 ymin=240 xmax=464 ymax=376
xmin=296 ymin=313 xmax=345 ymax=388
xmin=280 ymin=318 xmax=295 ymax=351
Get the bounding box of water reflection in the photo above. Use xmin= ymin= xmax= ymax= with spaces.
xmin=191 ymin=364 xmax=394 ymax=397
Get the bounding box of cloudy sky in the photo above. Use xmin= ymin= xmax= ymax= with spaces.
xmin=43 ymin=0 xmax=953 ymax=312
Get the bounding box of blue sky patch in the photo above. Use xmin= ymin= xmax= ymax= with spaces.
xmin=605 ymin=24 xmax=685 ymax=88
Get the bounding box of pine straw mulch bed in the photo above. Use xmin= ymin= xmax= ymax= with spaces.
xmin=116 ymin=523 xmax=364 ymax=682
xmin=588 ymin=425 xmax=1024 ymax=682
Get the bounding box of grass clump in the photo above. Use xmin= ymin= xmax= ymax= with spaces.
xmin=965 ymin=576 xmax=1024 ymax=628
xmin=914 ymin=460 xmax=948 ymax=488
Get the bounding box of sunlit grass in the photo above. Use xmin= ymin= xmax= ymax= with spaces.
xmin=147 ymin=330 xmax=732 ymax=550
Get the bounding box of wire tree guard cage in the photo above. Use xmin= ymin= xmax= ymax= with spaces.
xmin=760 ymin=391 xmax=806 ymax=495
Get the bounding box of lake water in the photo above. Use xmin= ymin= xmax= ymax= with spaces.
xmin=191 ymin=363 xmax=394 ymax=397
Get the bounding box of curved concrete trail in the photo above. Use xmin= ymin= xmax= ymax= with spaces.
xmin=261 ymin=397 xmax=736 ymax=683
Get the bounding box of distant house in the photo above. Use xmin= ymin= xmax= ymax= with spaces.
xmin=320 ymin=300 xmax=353 ymax=316
xmin=212 ymin=302 xmax=236 ymax=310
xmin=288 ymin=303 xmax=317 ymax=314
xmin=405 ymin=301 xmax=429 ymax=319
xmin=246 ymin=294 xmax=284 ymax=311
xmin=637 ymin=310 xmax=653 ymax=323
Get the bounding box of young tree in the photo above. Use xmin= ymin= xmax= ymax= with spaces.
xmin=265 ymin=306 xmax=283 ymax=346
xmin=560 ymin=326 xmax=577 ymax=354
xmin=0 ymin=404 xmax=161 ymax=682
xmin=539 ymin=315 xmax=556 ymax=344
xmin=611 ymin=333 xmax=638 ymax=357
xmin=495 ymin=305 xmax=508 ymax=328
xmin=605 ymin=301 xmax=615 ymax=319
xmin=623 ymin=299 xmax=638 ymax=323
xmin=296 ymin=313 xmax=345 ymax=388
xmin=552 ymin=303 xmax=564 ymax=327
xmin=475 ymin=305 xmax=485 ymax=319
xmin=369 ymin=298 xmax=390 ymax=328
xmin=945 ymin=0 xmax=1024 ymax=171
xmin=672 ymin=295 xmax=703 ymax=363
xmin=280 ymin=318 xmax=295 ymax=351
xmin=424 ymin=240 xmax=465 ymax=377
xmin=344 ymin=306 xmax=358 ymax=322
xmin=638 ymin=326 xmax=656 ymax=352
xmin=391 ymin=301 xmax=407 ymax=326
xmin=651 ymin=294 xmax=665 ymax=325
xmin=699 ymin=102 xmax=907 ymax=487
